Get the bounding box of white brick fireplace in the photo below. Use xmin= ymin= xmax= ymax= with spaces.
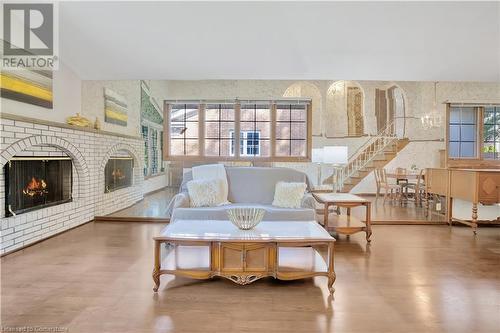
xmin=0 ymin=115 xmax=144 ymax=255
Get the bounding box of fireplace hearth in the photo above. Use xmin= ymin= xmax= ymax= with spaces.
xmin=4 ymin=157 xmax=73 ymax=217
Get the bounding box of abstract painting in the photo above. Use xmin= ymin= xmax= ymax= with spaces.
xmin=0 ymin=69 xmax=53 ymax=108
xmin=104 ymin=88 xmax=128 ymax=126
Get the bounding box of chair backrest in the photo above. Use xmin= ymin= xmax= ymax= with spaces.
xmin=417 ymin=168 xmax=425 ymax=187
xmin=375 ymin=168 xmax=388 ymax=185
xmin=374 ymin=168 xmax=381 ymax=185
xmin=396 ymin=167 xmax=407 ymax=175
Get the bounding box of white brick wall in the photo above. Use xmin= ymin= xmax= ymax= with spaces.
xmin=0 ymin=118 xmax=144 ymax=255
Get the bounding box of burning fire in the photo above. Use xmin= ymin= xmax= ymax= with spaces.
xmin=112 ymin=168 xmax=126 ymax=181
xmin=23 ymin=177 xmax=48 ymax=197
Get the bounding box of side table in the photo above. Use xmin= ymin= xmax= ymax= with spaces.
xmin=312 ymin=193 xmax=372 ymax=242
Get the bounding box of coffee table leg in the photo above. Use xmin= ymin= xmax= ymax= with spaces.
xmin=153 ymin=240 xmax=161 ymax=292
xmin=327 ymin=242 xmax=336 ymax=294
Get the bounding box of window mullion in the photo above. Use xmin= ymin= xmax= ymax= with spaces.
xmin=478 ymin=107 xmax=484 ymax=160
xmin=163 ymin=102 xmax=170 ymax=161
xmin=270 ymin=103 xmax=276 ymax=158
xmin=306 ymin=102 xmax=312 ymax=160
xmin=235 ymin=103 xmax=241 ymax=159
xmin=199 ymin=104 xmax=205 ymax=157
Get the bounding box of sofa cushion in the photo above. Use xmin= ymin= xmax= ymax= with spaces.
xmin=187 ymin=178 xmax=224 ymax=207
xmin=272 ymin=182 xmax=307 ymax=208
xmin=225 ymin=167 xmax=309 ymax=204
xmin=192 ymin=164 xmax=229 ymax=204
xmin=180 ymin=166 xmax=311 ymax=204
xmin=170 ymin=203 xmax=315 ymax=222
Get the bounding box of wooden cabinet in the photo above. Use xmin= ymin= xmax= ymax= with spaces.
xmin=449 ymin=169 xmax=500 ymax=233
xmin=426 ymin=168 xmax=449 ymax=196
xmin=219 ymin=243 xmax=274 ymax=273
xmin=426 ymin=168 xmax=500 ymax=233
xmin=450 ymin=169 xmax=500 ymax=205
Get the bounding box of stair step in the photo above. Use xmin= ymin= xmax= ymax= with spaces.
xmin=340 ymin=137 xmax=411 ymax=192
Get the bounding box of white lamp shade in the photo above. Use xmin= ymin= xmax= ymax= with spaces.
xmin=323 ymin=146 xmax=348 ymax=164
xmin=311 ymin=148 xmax=323 ymax=163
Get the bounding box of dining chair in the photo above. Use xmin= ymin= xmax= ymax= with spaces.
xmin=395 ymin=167 xmax=408 ymax=185
xmin=405 ymin=169 xmax=426 ymax=206
xmin=374 ymin=168 xmax=400 ymax=204
xmin=395 ymin=167 xmax=407 ymax=175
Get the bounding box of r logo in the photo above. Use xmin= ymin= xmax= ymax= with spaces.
xmin=3 ymin=3 xmax=54 ymax=56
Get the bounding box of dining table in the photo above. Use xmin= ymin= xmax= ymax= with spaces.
xmin=385 ymin=171 xmax=423 ymax=204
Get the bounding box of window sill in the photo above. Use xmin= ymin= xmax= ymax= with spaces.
xmin=164 ymin=156 xmax=311 ymax=163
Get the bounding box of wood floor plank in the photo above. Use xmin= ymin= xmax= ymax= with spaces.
xmin=1 ymin=222 xmax=499 ymax=333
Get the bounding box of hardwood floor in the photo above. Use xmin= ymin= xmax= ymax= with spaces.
xmin=2 ymin=222 xmax=499 ymax=333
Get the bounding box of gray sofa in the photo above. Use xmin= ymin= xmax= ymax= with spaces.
xmin=168 ymin=166 xmax=316 ymax=222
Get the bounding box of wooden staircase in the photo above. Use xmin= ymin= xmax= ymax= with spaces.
xmin=324 ymin=120 xmax=410 ymax=193
xmin=339 ymin=138 xmax=409 ymax=192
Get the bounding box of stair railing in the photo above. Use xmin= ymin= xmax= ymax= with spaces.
xmin=338 ymin=120 xmax=398 ymax=189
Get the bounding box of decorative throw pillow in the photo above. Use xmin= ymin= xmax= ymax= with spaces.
xmin=272 ymin=182 xmax=307 ymax=208
xmin=187 ymin=178 xmax=227 ymax=207
xmin=192 ymin=164 xmax=230 ymax=205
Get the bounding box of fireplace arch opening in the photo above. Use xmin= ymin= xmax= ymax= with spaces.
xmin=4 ymin=156 xmax=73 ymax=217
xmin=104 ymin=150 xmax=134 ymax=193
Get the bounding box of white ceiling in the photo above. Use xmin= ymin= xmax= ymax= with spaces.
xmin=59 ymin=1 xmax=500 ymax=82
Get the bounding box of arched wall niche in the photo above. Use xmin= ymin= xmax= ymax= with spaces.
xmin=375 ymin=82 xmax=408 ymax=138
xmin=98 ymin=143 xmax=143 ymax=193
xmin=325 ymin=80 xmax=365 ymax=137
xmin=0 ymin=135 xmax=91 ymax=218
xmin=283 ymin=82 xmax=323 ymax=136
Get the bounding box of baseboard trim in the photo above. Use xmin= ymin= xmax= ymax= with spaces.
xmin=94 ymin=216 xmax=170 ymax=223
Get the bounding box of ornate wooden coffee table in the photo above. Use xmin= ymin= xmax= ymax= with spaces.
xmin=153 ymin=220 xmax=336 ymax=293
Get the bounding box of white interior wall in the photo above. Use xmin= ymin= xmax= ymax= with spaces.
xmin=4 ymin=76 xmax=499 ymax=196
xmin=160 ymin=79 xmax=500 ymax=193
xmin=1 ymin=62 xmax=82 ymax=124
xmin=1 ymin=70 xmax=170 ymax=194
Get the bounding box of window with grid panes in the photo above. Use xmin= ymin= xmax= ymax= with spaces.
xmin=164 ymin=100 xmax=310 ymax=161
xmin=160 ymin=131 xmax=164 ymax=171
xmin=483 ymin=107 xmax=500 ymax=160
xmin=150 ymin=129 xmax=158 ymax=174
xmin=240 ymin=103 xmax=270 ymax=157
xmin=275 ymin=103 xmax=307 ymax=157
xmin=141 ymin=125 xmax=149 ymax=176
xmin=169 ymin=103 xmax=199 ymax=156
xmin=449 ymin=106 xmax=477 ymax=158
xmin=229 ymin=130 xmax=261 ymax=156
xmin=205 ymin=103 xmax=235 ymax=157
